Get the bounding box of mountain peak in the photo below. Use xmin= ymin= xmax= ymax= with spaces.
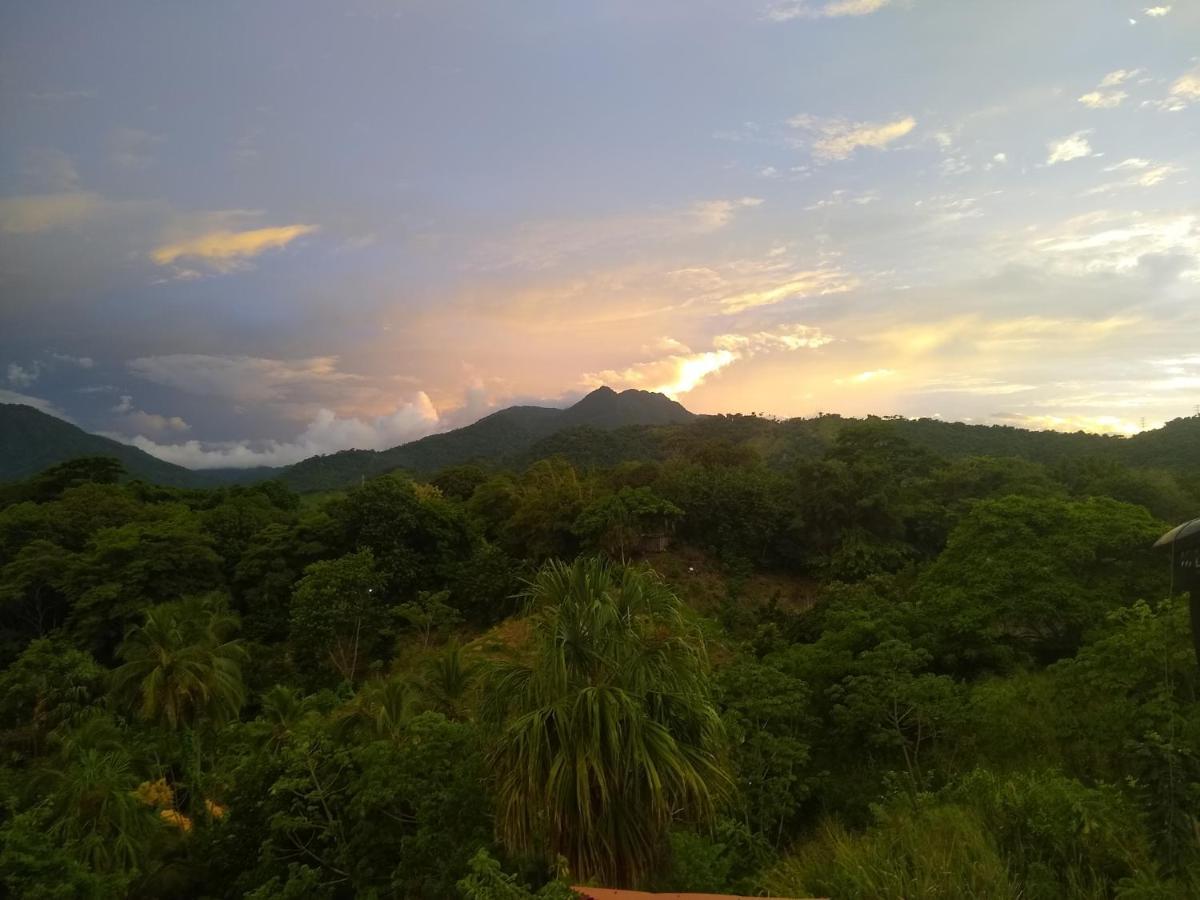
xmin=562 ymin=385 xmax=695 ymax=428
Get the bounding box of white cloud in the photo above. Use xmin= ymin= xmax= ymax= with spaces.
xmin=789 ymin=114 xmax=917 ymax=161
xmin=112 ymin=394 xmax=134 ymax=414
xmin=1105 ymin=158 xmax=1151 ymax=171
xmin=716 ymin=268 xmax=856 ymax=313
xmin=765 ymin=0 xmax=894 ymax=20
xmin=124 ymin=395 xmax=442 ymax=469
xmin=1046 ymin=131 xmax=1095 ymax=165
xmin=0 ymin=388 xmax=72 ymax=421
xmin=585 ymin=323 xmax=833 ymax=398
xmin=1031 ymin=211 xmax=1200 ymax=278
xmin=713 ymin=324 xmax=834 ymax=352
xmin=1099 ymin=69 xmax=1142 ymax=87
xmin=6 ymin=362 xmax=42 ymax=387
xmin=48 ymin=352 xmax=95 ymax=368
xmin=690 ymin=197 xmax=765 ymax=230
xmin=1085 ymin=163 xmax=1183 ymax=194
xmin=1169 ymin=67 xmax=1200 ymax=104
xmin=1078 ymin=90 xmax=1127 ymax=109
xmin=118 ymin=409 xmax=191 ymax=439
xmin=1144 ymin=6 xmax=1171 ymax=16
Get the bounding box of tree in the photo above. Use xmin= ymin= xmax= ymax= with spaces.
xmin=573 ymin=487 xmax=683 ymax=558
xmin=288 ymin=549 xmax=387 ymax=685
xmin=0 ymin=638 xmax=105 ymax=755
xmin=111 ymin=594 xmax=247 ymax=732
xmin=68 ymin=510 xmax=225 ymax=656
xmin=481 ymin=557 xmax=728 ymax=887
xmin=326 ymin=474 xmax=474 ymax=600
xmin=717 ymin=658 xmax=814 ymax=844
xmin=916 ymin=495 xmax=1167 ymax=669
xmin=396 ymin=589 xmax=462 ymax=648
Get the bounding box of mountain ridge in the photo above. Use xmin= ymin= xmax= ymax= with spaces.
xmin=0 ymin=387 xmax=697 ymax=490
xmin=3 ymin=391 xmax=1198 ymax=492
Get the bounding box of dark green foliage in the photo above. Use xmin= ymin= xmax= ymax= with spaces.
xmin=917 ymin=494 xmax=1167 ymax=669
xmin=0 ymin=410 xmax=1197 ymax=897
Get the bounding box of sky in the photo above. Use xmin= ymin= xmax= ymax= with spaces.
xmin=1 ymin=0 xmax=1198 ymax=469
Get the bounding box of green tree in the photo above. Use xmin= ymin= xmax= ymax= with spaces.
xmin=481 ymin=557 xmax=728 ymax=887
xmin=573 ymin=487 xmax=683 ymax=558
xmin=917 ymin=494 xmax=1167 ymax=669
xmin=288 ymin=549 xmax=387 ymax=685
xmin=0 ymin=638 xmax=105 ymax=756
xmin=112 ymin=594 xmax=247 ymax=731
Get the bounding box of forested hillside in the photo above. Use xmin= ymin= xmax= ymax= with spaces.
xmin=0 ymin=404 xmax=265 ymax=489
xmin=1 ymin=419 xmax=1199 ymax=897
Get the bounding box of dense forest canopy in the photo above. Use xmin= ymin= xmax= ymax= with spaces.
xmin=1 ymin=415 xmax=1199 ymax=897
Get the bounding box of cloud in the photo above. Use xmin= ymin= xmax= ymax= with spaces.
xmin=1078 ymin=90 xmax=1126 ymax=109
xmin=1144 ymin=6 xmax=1171 ymax=16
xmin=1099 ymin=69 xmax=1141 ymax=87
xmin=1030 ymin=211 xmax=1199 ymax=278
xmin=992 ymin=412 xmax=1142 ymax=435
xmin=713 ymin=324 xmax=834 ymax=352
xmin=127 ymin=354 xmax=360 ymax=406
xmin=7 ymin=362 xmax=42 ymax=387
xmin=837 ymin=368 xmax=895 ymax=385
xmin=28 ymin=88 xmax=97 ymax=102
xmin=23 ymin=148 xmax=81 ymax=192
xmin=716 ymin=268 xmax=857 ymax=313
xmin=475 ymin=198 xmax=765 ymax=270
xmin=0 ymin=388 xmax=72 ymax=420
xmin=765 ymin=0 xmax=893 ymax=20
xmin=1085 ymin=162 xmax=1183 ymax=194
xmin=150 ymin=223 xmax=318 ymax=273
xmin=1045 ymin=131 xmax=1094 ymax=165
xmin=1105 ymin=158 xmax=1150 ymax=171
xmin=0 ymin=192 xmax=105 ymax=233
xmin=108 ymin=127 xmax=164 ymax=169
xmin=790 ymin=114 xmax=917 ymax=160
xmin=48 ymin=353 xmax=94 ymax=369
xmin=917 ymin=375 xmax=1036 ymax=396
xmin=124 ymin=395 xmax=441 ymax=469
xmin=118 ymin=410 xmax=191 ymax=439
xmin=690 ymin=197 xmax=764 ymax=230
xmin=1169 ymin=67 xmax=1200 ymax=104
xmin=585 ymin=323 xmax=833 ymax=398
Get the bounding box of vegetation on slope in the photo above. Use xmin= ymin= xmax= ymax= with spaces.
xmin=0 ymin=414 xmax=1198 ymax=897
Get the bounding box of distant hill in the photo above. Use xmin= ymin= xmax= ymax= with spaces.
xmin=0 ymin=404 xmax=236 ymax=488
xmin=510 ymin=412 xmax=1200 ymax=479
xmin=6 ymin=391 xmax=1197 ymax=494
xmin=277 ymin=387 xmax=697 ymax=490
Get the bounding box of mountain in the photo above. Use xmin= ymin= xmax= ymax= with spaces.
xmin=7 ymin=390 xmax=1196 ymax=495
xmin=276 ymin=387 xmax=696 ymax=491
xmin=0 ymin=404 xmax=227 ymax=488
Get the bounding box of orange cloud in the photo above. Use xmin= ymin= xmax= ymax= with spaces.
xmin=151 ymin=223 xmax=318 ymax=271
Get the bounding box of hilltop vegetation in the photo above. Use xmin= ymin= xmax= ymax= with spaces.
xmin=0 ymin=417 xmax=1199 ymax=897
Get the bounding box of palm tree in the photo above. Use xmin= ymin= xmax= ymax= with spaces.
xmin=251 ymin=684 xmax=316 ymax=751
xmin=420 ymin=640 xmax=479 ymax=720
xmin=480 ymin=557 xmax=728 ymax=887
xmin=332 ymin=675 xmax=417 ymax=742
xmin=42 ymin=746 xmax=158 ymax=875
xmin=112 ymin=595 xmax=248 ymax=732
